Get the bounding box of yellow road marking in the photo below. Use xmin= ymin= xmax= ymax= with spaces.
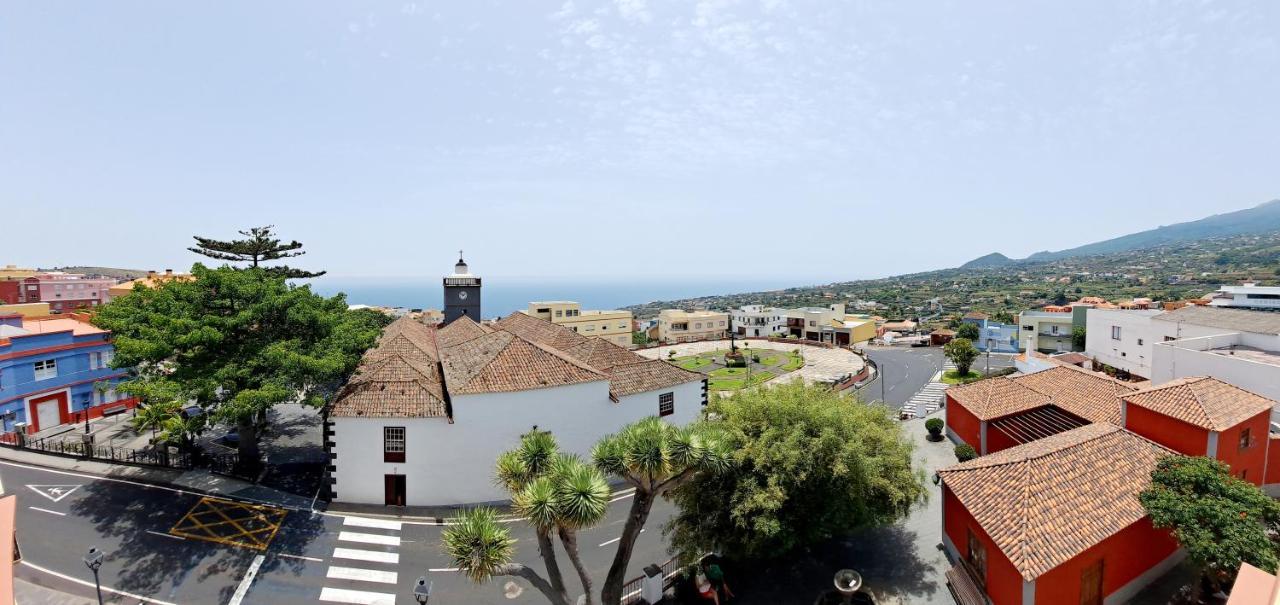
xmin=169 ymin=497 xmax=287 ymax=551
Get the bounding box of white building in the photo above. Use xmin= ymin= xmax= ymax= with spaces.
xmin=1018 ymin=310 xmax=1075 ymax=353
xmin=1086 ymin=306 xmax=1280 ymax=405
xmin=326 ymin=312 xmax=706 ymax=506
xmin=1208 ymin=283 xmax=1280 ymax=310
xmin=729 ymin=305 xmax=787 ymax=337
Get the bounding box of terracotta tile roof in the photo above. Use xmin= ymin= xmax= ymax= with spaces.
xmin=948 ymin=365 xmax=1136 ymax=424
xmin=946 ymin=377 xmax=1051 ymax=421
xmin=436 ymin=315 xmax=494 ymax=348
xmin=1050 ymin=352 xmax=1091 ymax=366
xmin=562 ymin=338 xmax=648 ymax=371
xmin=1012 ymin=365 xmax=1138 ymax=425
xmin=938 ymin=424 xmax=1172 ymax=580
xmin=372 ymin=317 xmax=440 ymax=361
xmin=1123 ymin=376 xmax=1274 ymax=430
xmin=330 ymin=352 xmax=448 ymax=418
xmin=493 ymin=311 xmax=590 ymax=350
xmin=607 ymin=359 xmax=704 ymax=398
xmin=442 ymin=331 xmax=607 ymax=395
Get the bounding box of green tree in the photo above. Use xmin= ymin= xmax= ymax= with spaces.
xmin=189 ymin=225 xmax=326 ymax=278
xmin=93 ymin=265 xmax=387 ymax=466
xmin=631 ymin=331 xmax=649 ymax=346
xmin=956 ymin=322 xmax=980 ymax=341
xmin=1053 ymin=290 xmax=1069 ymax=306
xmin=1071 ymin=326 xmax=1087 ymax=350
xmin=944 ymin=338 xmax=979 ymax=376
xmin=954 ymin=444 xmax=977 ymax=462
xmin=444 ymin=418 xmax=731 ymax=605
xmin=1140 ymin=456 xmax=1280 ymax=595
xmin=991 ymin=310 xmax=1015 ymax=324
xmin=666 ymin=383 xmax=925 ymax=558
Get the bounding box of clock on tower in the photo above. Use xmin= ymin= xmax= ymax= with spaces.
xmin=442 ymin=251 xmax=482 ymax=325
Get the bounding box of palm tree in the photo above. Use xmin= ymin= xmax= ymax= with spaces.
xmin=443 ymin=420 xmax=729 ymax=605
xmin=594 ymin=417 xmax=731 ymax=605
xmin=447 ymin=430 xmax=610 ymax=605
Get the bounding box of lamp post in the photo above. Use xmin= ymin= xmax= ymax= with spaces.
xmin=413 ymin=576 xmax=432 ymax=604
xmin=83 ymin=546 xmax=104 ymax=605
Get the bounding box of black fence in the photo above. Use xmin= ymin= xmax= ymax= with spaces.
xmin=620 ymin=555 xmax=684 ymax=605
xmin=0 ymin=432 xmax=246 ymax=479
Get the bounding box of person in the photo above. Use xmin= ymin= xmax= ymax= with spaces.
xmin=706 ymin=562 xmax=735 ymax=601
xmin=695 ymin=570 xmax=720 ymax=604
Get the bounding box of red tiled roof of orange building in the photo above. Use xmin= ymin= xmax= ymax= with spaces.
xmin=1124 ymin=376 xmax=1275 ymax=430
xmin=441 ymin=331 xmax=606 ymax=395
xmin=945 ymin=377 xmax=1051 ymax=421
xmin=938 ymin=423 xmax=1172 ymax=580
xmin=1011 ymin=365 xmax=1138 ymax=425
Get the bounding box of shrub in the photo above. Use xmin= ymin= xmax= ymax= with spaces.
xmin=925 ymin=418 xmax=944 ymax=435
xmin=954 ymin=444 xmax=977 ymax=462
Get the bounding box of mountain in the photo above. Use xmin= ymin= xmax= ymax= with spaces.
xmin=1023 ymin=199 xmax=1280 ymax=262
xmin=960 ymin=252 xmax=1015 ymax=270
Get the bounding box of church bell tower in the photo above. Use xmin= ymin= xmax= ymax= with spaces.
xmin=443 ymin=251 xmax=482 ymax=325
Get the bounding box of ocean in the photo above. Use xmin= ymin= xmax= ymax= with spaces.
xmin=308 ymin=276 xmax=806 ymax=318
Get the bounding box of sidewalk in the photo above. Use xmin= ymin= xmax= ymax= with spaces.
xmin=0 ymin=445 xmax=315 ymax=511
xmin=14 ymin=577 xmax=103 ymax=605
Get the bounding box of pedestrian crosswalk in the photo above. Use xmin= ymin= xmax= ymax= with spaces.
xmin=900 ymin=369 xmax=949 ymax=419
xmin=318 ymin=516 xmax=404 ymax=605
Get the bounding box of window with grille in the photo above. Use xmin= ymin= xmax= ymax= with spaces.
xmin=658 ymin=392 xmax=674 ymax=417
xmin=384 ymin=427 xmax=406 ymax=463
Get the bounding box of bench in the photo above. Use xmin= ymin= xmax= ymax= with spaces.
xmin=101 ymin=403 xmax=130 ymax=417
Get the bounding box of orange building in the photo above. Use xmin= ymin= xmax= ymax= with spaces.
xmin=943 ymin=368 xmax=1280 ymax=604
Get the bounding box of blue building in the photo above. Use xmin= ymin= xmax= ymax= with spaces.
xmin=0 ymin=312 xmax=134 ymax=435
xmin=961 ymin=313 xmax=1021 ymax=353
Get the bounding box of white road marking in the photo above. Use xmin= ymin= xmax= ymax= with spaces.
xmin=277 ymin=553 xmax=324 ymax=562
xmin=338 ymin=531 xmax=401 ymax=547
xmin=599 ymin=528 xmax=644 ymax=547
xmin=319 ymin=586 xmax=397 ymax=605
xmin=429 ymin=567 xmax=460 ymax=572
xmin=342 ymin=515 xmax=403 ymax=531
xmin=28 ymin=506 xmax=65 ymax=516
xmin=25 ymin=484 xmax=81 ymax=502
xmin=20 ymin=560 xmax=179 ymax=605
xmin=146 ymin=530 xmax=184 ymax=541
xmin=333 ymin=547 xmax=400 ymax=564
xmin=327 ymin=565 xmax=399 ymax=584
xmin=228 ymin=554 xmax=265 ymax=605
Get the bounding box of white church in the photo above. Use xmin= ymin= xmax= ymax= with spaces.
xmin=324 ymin=256 xmax=708 ymax=506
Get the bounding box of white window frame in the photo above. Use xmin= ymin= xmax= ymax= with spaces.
xmin=33 ymin=359 xmax=57 ymax=381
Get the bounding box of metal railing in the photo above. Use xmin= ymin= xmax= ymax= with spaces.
xmin=0 ymin=432 xmax=246 ymax=478
xmin=620 ymin=555 xmax=684 ymax=605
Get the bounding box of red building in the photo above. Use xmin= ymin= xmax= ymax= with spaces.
xmin=942 ymin=367 xmax=1280 ymax=604
xmin=0 ymin=280 xmax=18 ymax=305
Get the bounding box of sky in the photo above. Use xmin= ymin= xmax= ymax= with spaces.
xmin=2 ymin=1 xmax=1278 ymax=282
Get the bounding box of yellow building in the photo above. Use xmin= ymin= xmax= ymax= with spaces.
xmin=108 ymin=269 xmax=194 ymax=298
xmin=0 ymin=302 xmax=50 ymax=317
xmin=657 ymin=309 xmax=728 ymax=343
xmin=0 ymin=265 xmax=35 ymax=280
xmin=525 ymin=301 xmax=633 ymax=347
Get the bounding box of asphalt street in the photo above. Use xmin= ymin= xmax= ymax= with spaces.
xmin=859 ymin=346 xmax=1017 ymax=408
xmin=2 ymin=459 xmax=678 ymax=605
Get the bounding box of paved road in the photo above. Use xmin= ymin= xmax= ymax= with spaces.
xmin=2 ymin=459 xmax=677 ymax=605
xmin=858 ymin=347 xmax=1017 ymax=409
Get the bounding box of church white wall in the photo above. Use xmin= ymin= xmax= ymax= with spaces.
xmin=331 ymin=377 xmax=706 ymax=506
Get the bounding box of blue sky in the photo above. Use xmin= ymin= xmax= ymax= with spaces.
xmin=2 ymin=1 xmax=1277 ymax=281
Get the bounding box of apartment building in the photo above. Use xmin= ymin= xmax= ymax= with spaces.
xmin=0 ymin=313 xmax=135 ymax=435
xmin=657 ymin=309 xmax=728 ymax=343
xmin=107 ymin=269 xmax=192 ymax=298
xmin=1208 ymin=283 xmax=1280 ymax=310
xmin=729 ymin=305 xmax=787 ymax=337
xmin=1018 ymin=309 xmax=1076 ymax=353
xmin=17 ymin=273 xmax=114 ymax=314
xmin=526 ymin=301 xmax=633 ymax=347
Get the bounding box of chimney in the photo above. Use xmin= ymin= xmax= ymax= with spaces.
xmin=165 ymin=269 xmax=173 ymax=275
xmin=147 ymin=270 xmax=157 ymax=277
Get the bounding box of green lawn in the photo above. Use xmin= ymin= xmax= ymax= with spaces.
xmin=780 ymin=355 xmax=805 ymax=372
xmin=708 ymin=370 xmax=776 ymax=391
xmin=759 ymin=355 xmax=783 ymax=366
xmin=708 ymin=367 xmax=748 ymax=378
xmin=673 ymin=356 xmax=713 ymax=371
xmin=942 ymin=369 xmax=983 ymax=384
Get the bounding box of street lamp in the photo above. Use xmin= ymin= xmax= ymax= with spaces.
xmin=413 ymin=576 xmax=432 ymax=604
xmin=83 ymin=546 xmax=105 ymax=605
